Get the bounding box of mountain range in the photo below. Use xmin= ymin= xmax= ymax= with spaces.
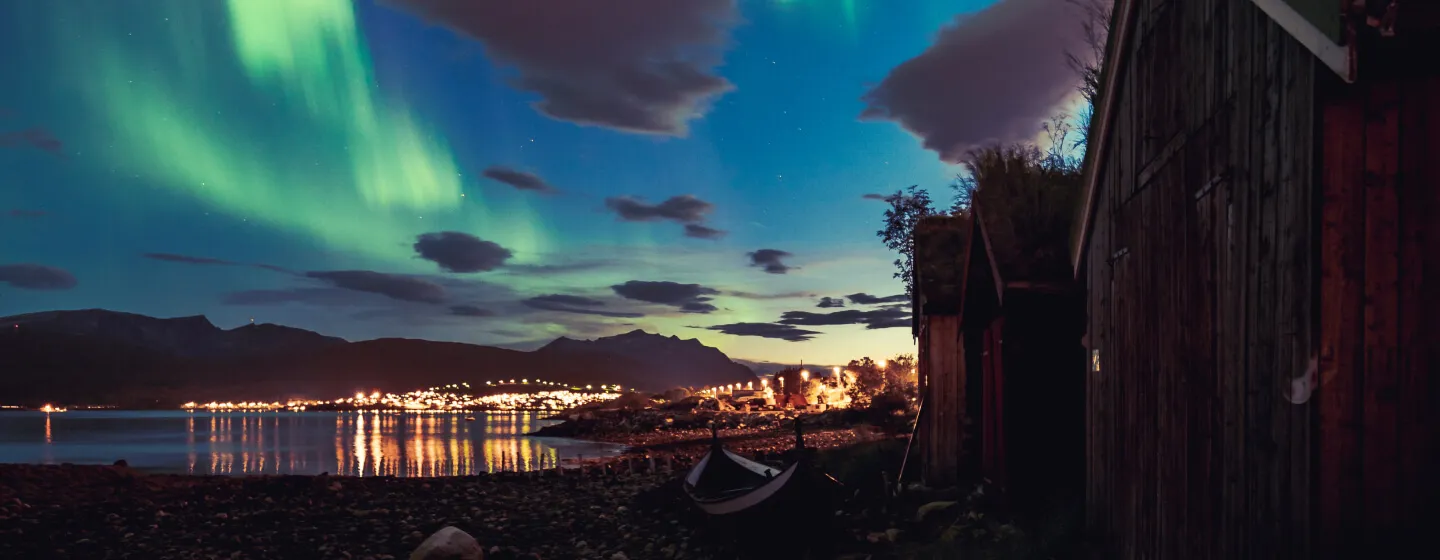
xmin=0 ymin=309 xmax=757 ymax=407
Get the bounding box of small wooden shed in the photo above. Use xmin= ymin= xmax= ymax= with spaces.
xmin=1072 ymin=1 xmax=1440 ymax=557
xmin=913 ymin=210 xmax=1086 ymax=504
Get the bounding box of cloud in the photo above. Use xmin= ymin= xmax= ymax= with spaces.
xmin=528 ymin=294 xmax=606 ymax=307
xmin=221 ymin=287 xmax=377 ymax=307
xmin=142 ymin=252 xmax=293 ymax=274
xmin=747 ymin=249 xmax=793 ymax=274
xmin=683 ymin=223 xmax=727 ymax=240
xmin=699 ymin=322 xmax=822 ymax=342
xmin=847 ymin=292 xmax=908 ymax=305
xmin=778 ymin=308 xmax=910 ymax=330
xmin=859 ymin=0 xmax=1090 ymax=162
xmin=817 ymin=296 xmax=846 ymax=308
xmin=413 ymin=231 xmax=513 ymax=273
xmin=605 ymin=195 xmax=714 ymax=224
xmin=727 ymin=290 xmax=814 ymax=301
xmin=449 ymin=304 xmax=495 ymax=317
xmin=611 ymin=280 xmax=718 ymax=313
xmin=482 ymin=166 xmax=558 ymax=193
xmin=305 ymin=270 xmax=447 ymax=304
xmin=4 ymin=209 xmax=47 ymax=218
xmin=0 ymin=263 xmax=77 ymax=290
xmin=861 ymin=193 xmax=890 ymax=201
xmin=504 ymin=259 xmax=614 ymax=275
xmin=382 ymin=0 xmax=738 ymax=136
xmin=522 ymin=294 xmax=644 ymax=318
xmin=0 ymin=127 xmax=63 ymax=156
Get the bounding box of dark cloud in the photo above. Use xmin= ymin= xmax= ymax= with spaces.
xmin=482 ymin=166 xmax=558 ymax=193
xmin=413 ymin=231 xmax=513 ymax=273
xmin=859 ymin=0 xmax=1090 ymax=162
xmin=528 ymin=294 xmax=606 ymax=307
xmin=747 ymin=249 xmax=793 ymax=274
xmin=611 ymin=280 xmax=718 ymax=313
xmin=305 ymin=271 xmax=447 ymax=304
xmin=683 ymin=223 xmax=727 ymax=240
xmin=522 ymin=294 xmax=644 ymax=318
xmin=449 ymin=305 xmax=496 ymax=317
xmin=727 ymin=290 xmax=814 ymax=300
xmin=778 ymin=308 xmax=910 ymax=330
xmin=605 ymin=195 xmax=714 ymax=224
xmin=383 ymin=0 xmax=738 ymax=136
xmin=861 ymin=193 xmax=890 ymax=201
xmin=847 ymin=292 xmax=909 ymax=305
xmin=144 ymin=253 xmax=239 ymax=266
xmin=221 ymin=288 xmax=375 ymax=307
xmin=504 ymin=260 xmax=613 ymax=275
xmin=141 ymin=252 xmax=294 ymax=274
xmin=817 ymin=296 xmax=846 ymax=308
xmin=699 ymin=322 xmax=821 ymax=342
xmin=0 ymin=263 xmax=77 ymax=290
xmin=5 ymin=209 xmax=47 ymax=218
xmin=680 ymin=301 xmax=719 ymax=314
xmin=0 ymin=127 xmax=63 ymax=156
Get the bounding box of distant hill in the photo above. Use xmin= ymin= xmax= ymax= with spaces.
xmin=0 ymin=310 xmax=756 ymax=406
xmin=1 ymin=309 xmax=346 ymax=357
xmin=537 ymin=329 xmax=757 ymax=389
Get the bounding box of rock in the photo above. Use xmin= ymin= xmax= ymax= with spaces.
xmin=410 ymin=526 xmax=483 ymax=560
xmin=914 ymin=500 xmax=958 ymax=523
xmin=884 ymin=528 xmax=900 ymax=542
xmin=113 ymin=459 xmax=129 ymax=467
xmin=610 ymin=553 xmax=628 ymax=560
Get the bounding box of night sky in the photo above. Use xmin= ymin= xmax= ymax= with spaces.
xmin=0 ymin=0 xmax=1091 ymax=364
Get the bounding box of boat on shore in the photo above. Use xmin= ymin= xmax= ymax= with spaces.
xmin=682 ymin=417 xmax=839 ymax=519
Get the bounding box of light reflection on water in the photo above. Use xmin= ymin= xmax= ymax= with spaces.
xmin=0 ymin=411 xmax=623 ymax=476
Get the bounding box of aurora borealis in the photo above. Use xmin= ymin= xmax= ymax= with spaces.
xmin=0 ymin=0 xmax=1091 ymax=364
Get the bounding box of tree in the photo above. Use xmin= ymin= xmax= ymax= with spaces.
xmin=877 ymin=185 xmax=938 ymax=297
xmin=883 ymin=353 xmax=918 ymax=400
xmin=1064 ymin=0 xmax=1113 ymax=151
xmin=843 ymin=357 xmax=886 ymax=408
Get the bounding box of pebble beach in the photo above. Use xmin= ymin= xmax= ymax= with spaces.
xmin=0 ymin=425 xmax=898 ymax=560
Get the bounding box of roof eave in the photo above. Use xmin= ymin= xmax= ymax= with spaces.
xmin=1070 ymin=0 xmax=1140 ymax=277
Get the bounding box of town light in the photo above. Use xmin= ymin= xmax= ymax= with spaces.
xmin=761 ymin=378 xmax=769 ymax=388
xmin=800 ymin=370 xmax=810 ymax=382
xmin=877 ymin=359 xmax=888 ymax=369
xmin=833 ymin=366 xmax=841 ymax=377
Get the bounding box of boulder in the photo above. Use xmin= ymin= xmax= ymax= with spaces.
xmin=410 ymin=526 xmax=483 ymax=560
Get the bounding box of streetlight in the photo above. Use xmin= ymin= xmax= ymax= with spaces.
xmin=800 ymin=370 xmax=810 ymax=382
xmin=761 ymin=378 xmax=769 ymax=388
xmin=877 ymin=359 xmax=888 ymax=369
xmin=833 ymin=366 xmax=841 ymax=377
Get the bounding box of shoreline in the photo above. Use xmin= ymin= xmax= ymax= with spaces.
xmin=0 ymin=432 xmax=913 ymax=560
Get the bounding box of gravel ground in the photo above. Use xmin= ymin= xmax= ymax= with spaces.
xmin=0 ymin=462 xmax=732 ymax=560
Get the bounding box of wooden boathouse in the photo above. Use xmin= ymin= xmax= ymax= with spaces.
xmin=913 ymin=209 xmax=1086 ymax=505
xmin=1073 ymin=0 xmax=1440 ymax=557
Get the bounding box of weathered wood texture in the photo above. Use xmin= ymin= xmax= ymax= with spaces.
xmin=1316 ymin=68 xmax=1440 ymax=558
xmin=1084 ymin=1 xmax=1317 ymax=557
xmin=917 ymin=314 xmax=964 ymax=487
xmin=1085 ymin=0 xmax=1440 ymax=557
xmin=913 ymin=217 xmax=973 ymax=488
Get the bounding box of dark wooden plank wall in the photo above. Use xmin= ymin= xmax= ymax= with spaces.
xmin=918 ymin=314 xmax=964 ymax=487
xmin=1083 ymin=0 xmax=1318 ymax=557
xmin=1317 ymin=70 xmax=1440 ymax=557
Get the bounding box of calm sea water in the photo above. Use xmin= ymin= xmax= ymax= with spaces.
xmin=0 ymin=410 xmax=625 ymax=476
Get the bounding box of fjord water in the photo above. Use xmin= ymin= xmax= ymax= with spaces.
xmin=0 ymin=411 xmax=625 ymax=476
